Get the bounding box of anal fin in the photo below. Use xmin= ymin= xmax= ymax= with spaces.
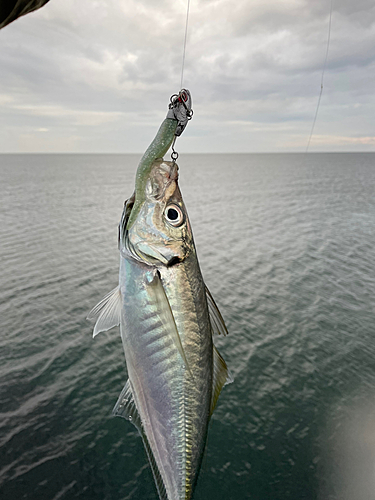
xmin=112 ymin=379 xmax=140 ymax=425
xmin=113 ymin=380 xmax=168 ymax=500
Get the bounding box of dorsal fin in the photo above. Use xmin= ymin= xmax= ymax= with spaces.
xmin=87 ymin=286 xmax=122 ymax=338
xmin=205 ymin=285 xmax=228 ymax=336
xmin=210 ymin=345 xmax=233 ymax=416
xmin=113 ymin=380 xmax=168 ymax=500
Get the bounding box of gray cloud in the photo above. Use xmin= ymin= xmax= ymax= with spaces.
xmin=1 ymin=0 xmax=375 ymax=152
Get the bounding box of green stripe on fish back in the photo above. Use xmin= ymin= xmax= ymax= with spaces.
xmin=127 ymin=118 xmax=178 ymax=230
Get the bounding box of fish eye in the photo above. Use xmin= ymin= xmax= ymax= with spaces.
xmin=165 ymin=204 xmax=184 ymax=227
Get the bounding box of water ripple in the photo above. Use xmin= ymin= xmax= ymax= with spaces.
xmin=1 ymin=153 xmax=375 ymax=499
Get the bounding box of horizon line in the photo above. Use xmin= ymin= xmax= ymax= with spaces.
xmin=1 ymin=151 xmax=375 ymax=155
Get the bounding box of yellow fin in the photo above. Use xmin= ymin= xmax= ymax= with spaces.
xmin=210 ymin=345 xmax=233 ymax=416
xmin=206 ymin=285 xmax=228 ymax=336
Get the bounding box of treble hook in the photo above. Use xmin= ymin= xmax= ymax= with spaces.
xmin=168 ymin=89 xmax=193 ymax=137
xmin=168 ymin=89 xmax=193 ymax=163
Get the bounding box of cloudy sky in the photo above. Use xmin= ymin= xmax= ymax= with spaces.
xmin=1 ymin=0 xmax=375 ymax=153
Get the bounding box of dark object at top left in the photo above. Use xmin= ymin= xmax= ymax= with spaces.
xmin=0 ymin=0 xmax=50 ymax=30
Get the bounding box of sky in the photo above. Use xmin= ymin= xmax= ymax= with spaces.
xmin=1 ymin=0 xmax=375 ymax=153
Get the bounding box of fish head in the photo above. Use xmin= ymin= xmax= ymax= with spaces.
xmin=123 ymin=159 xmax=194 ymax=266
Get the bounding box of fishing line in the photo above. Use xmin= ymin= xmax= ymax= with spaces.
xmin=180 ymin=0 xmax=191 ymax=90
xmin=306 ymin=0 xmax=334 ymax=152
xmin=170 ymin=0 xmax=191 ymax=163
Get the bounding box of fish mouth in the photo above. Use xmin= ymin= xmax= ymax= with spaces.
xmin=166 ymin=256 xmax=182 ymax=267
xmin=130 ymin=241 xmax=184 ymax=267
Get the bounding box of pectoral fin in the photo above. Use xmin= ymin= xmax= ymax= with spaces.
xmin=113 ymin=380 xmax=168 ymax=500
xmin=205 ymin=285 xmax=228 ymax=336
xmin=87 ymin=286 xmax=122 ymax=338
xmin=146 ymin=271 xmax=193 ymax=378
xmin=210 ymin=345 xmax=233 ymax=416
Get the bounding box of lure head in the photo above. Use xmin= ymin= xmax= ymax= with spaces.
xmin=167 ymin=89 xmax=193 ymax=136
xmin=120 ymin=159 xmax=194 ymax=266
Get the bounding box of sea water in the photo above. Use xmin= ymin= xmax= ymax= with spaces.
xmin=1 ymin=153 xmax=375 ymax=500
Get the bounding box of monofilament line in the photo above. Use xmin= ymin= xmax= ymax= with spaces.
xmin=180 ymin=0 xmax=191 ymax=90
xmin=306 ymin=0 xmax=334 ymax=153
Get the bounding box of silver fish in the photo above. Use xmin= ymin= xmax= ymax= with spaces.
xmin=88 ymin=91 xmax=231 ymax=500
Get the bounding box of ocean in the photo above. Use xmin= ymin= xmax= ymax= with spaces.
xmin=1 ymin=153 xmax=375 ymax=500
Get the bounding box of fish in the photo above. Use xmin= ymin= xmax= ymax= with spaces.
xmin=88 ymin=90 xmax=232 ymax=500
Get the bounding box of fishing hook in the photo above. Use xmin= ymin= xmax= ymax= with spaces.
xmin=171 ymin=136 xmax=179 ymax=163
xmin=168 ymin=89 xmax=193 ymax=163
